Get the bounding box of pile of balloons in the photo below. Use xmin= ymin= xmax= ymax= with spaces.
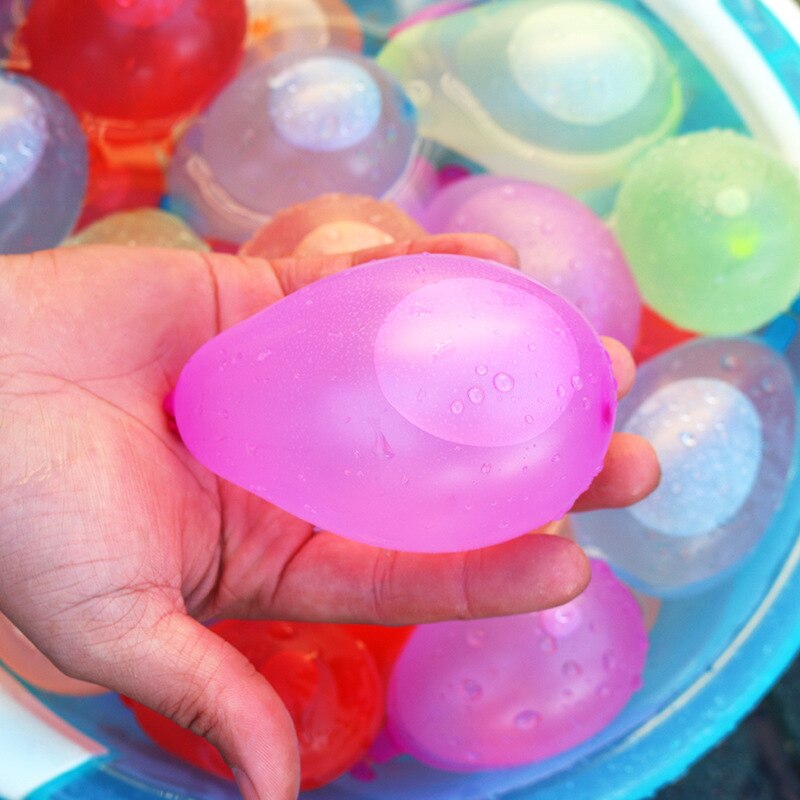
xmin=1 ymin=0 xmax=798 ymax=790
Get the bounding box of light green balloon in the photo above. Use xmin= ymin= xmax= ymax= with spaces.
xmin=613 ymin=130 xmax=800 ymax=334
xmin=65 ymin=208 xmax=209 ymax=251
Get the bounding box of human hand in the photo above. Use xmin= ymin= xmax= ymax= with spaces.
xmin=0 ymin=236 xmax=658 ymax=800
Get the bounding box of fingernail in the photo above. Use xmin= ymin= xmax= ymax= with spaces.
xmin=233 ymin=768 xmax=259 ymax=800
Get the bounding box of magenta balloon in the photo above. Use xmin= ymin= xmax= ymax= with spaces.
xmin=386 ymin=560 xmax=648 ymax=769
xmin=174 ymin=253 xmax=616 ymax=552
xmin=423 ymin=175 xmax=641 ymax=348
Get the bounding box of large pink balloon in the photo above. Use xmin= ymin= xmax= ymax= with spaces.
xmin=386 ymin=560 xmax=648 ymax=769
xmin=423 ymin=175 xmax=641 ymax=348
xmin=174 ymin=253 xmax=616 ymax=552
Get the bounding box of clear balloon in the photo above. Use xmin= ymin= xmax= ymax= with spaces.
xmin=0 ymin=73 xmax=87 ymax=254
xmin=422 ymin=174 xmax=641 ymax=348
xmin=574 ymin=337 xmax=796 ymax=596
xmin=166 ymin=48 xmax=420 ymax=244
xmin=386 ymin=560 xmax=648 ymax=769
xmin=377 ymin=0 xmax=682 ymax=191
xmin=174 ymin=253 xmax=617 ymax=552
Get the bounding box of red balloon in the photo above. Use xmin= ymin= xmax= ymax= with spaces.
xmin=123 ymin=620 xmax=384 ymax=791
xmin=22 ymin=0 xmax=246 ymax=124
xmin=633 ymin=305 xmax=696 ymax=364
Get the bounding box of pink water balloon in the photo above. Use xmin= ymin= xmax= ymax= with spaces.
xmin=386 ymin=560 xmax=648 ymax=769
xmin=174 ymin=253 xmax=616 ymax=552
xmin=423 ymin=175 xmax=641 ymax=348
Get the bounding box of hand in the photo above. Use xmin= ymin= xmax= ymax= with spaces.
xmin=0 ymin=236 xmax=658 ymax=800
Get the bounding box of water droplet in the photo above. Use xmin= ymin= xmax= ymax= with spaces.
xmin=556 ymin=385 xmax=567 ymax=398
xmin=562 ymin=660 xmax=583 ymax=678
xmin=462 ymin=678 xmax=483 ymax=701
xmin=475 ymin=364 xmax=488 ymax=376
xmin=481 ymin=463 xmax=492 ymax=475
xmin=527 ymin=342 xmax=537 ymax=352
xmin=551 ymin=454 xmax=561 ymax=464
xmin=466 ymin=629 xmax=487 ymax=648
xmin=450 ymin=400 xmax=465 ymax=415
xmin=679 ymin=431 xmax=697 ymax=447
xmin=602 ymin=650 xmax=617 ymax=671
xmin=539 ymin=635 xmax=558 ymax=654
xmin=514 ymin=710 xmax=541 ymax=730
xmin=468 ymin=386 xmax=485 ymax=404
xmin=582 ymin=397 xmax=591 ymax=410
xmin=256 ymin=350 xmax=271 ymax=362
xmin=493 ymin=372 xmax=515 ymax=392
xmin=374 ymin=431 xmax=395 ymax=459
xmin=571 ymin=376 xmax=584 ymax=390
xmin=524 ymin=414 xmax=534 ymax=424
xmin=721 ymin=354 xmax=740 ymax=371
xmin=417 ymin=387 xmax=426 ymax=402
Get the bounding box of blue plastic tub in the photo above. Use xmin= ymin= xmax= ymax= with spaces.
xmin=3 ymin=0 xmax=800 ymax=798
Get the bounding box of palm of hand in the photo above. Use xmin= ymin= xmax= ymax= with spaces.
xmin=0 ymin=239 xmax=658 ymax=800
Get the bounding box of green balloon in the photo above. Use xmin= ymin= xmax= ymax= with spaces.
xmin=613 ymin=130 xmax=800 ymax=334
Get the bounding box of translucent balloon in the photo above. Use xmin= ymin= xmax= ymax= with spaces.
xmin=386 ymin=560 xmax=648 ymax=769
xmin=174 ymin=253 xmax=617 ymax=552
xmin=24 ymin=0 xmax=246 ymax=127
xmin=377 ymin=0 xmax=682 ymax=191
xmin=423 ymin=175 xmax=641 ymax=348
xmin=240 ymin=193 xmax=425 ymax=257
xmin=243 ymin=0 xmax=362 ymax=65
xmin=124 ymin=620 xmax=383 ymax=790
xmin=613 ymin=130 xmax=800 ymax=334
xmin=573 ymin=337 xmax=796 ymax=596
xmin=0 ymin=73 xmax=88 ymax=254
xmin=66 ymin=208 xmax=209 ymax=250
xmin=166 ymin=48 xmax=420 ymax=244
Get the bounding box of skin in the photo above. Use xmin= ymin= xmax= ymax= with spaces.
xmin=0 ymin=234 xmax=659 ymax=800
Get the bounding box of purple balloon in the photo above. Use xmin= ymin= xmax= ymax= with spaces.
xmin=387 ymin=560 xmax=648 ymax=769
xmin=423 ymin=175 xmax=641 ymax=348
xmin=174 ymin=253 xmax=616 ymax=552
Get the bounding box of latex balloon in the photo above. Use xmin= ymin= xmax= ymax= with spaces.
xmin=573 ymin=337 xmax=796 ymax=595
xmin=243 ymin=0 xmax=362 ymax=65
xmin=613 ymin=130 xmax=800 ymax=334
xmin=66 ymin=208 xmax=209 ymax=250
xmin=174 ymin=253 xmax=616 ymax=552
xmin=124 ymin=620 xmax=383 ymax=790
xmin=633 ymin=306 xmax=696 ymax=365
xmin=166 ymin=48 xmax=420 ymax=244
xmin=423 ymin=174 xmax=641 ymax=348
xmin=386 ymin=560 xmax=648 ymax=769
xmin=24 ymin=0 xmax=246 ymax=128
xmin=240 ymin=193 xmax=425 ymax=258
xmin=0 ymin=73 xmax=88 ymax=254
xmin=377 ymin=0 xmax=682 ymax=192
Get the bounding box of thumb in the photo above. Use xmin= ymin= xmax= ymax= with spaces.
xmin=111 ymin=609 xmax=300 ymax=800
